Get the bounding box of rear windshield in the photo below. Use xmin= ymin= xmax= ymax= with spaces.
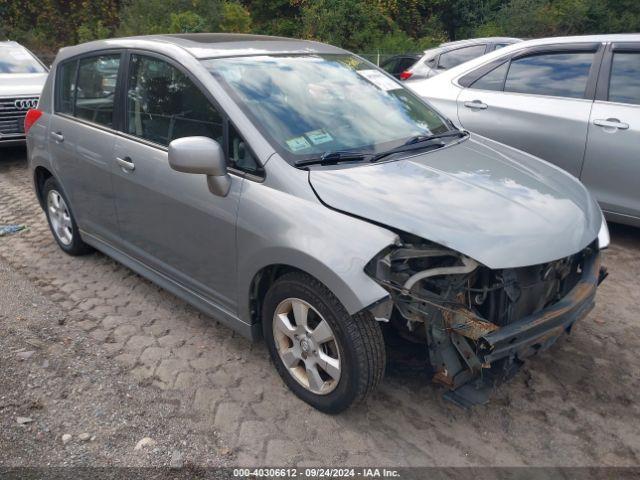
xmin=202 ymin=54 xmax=450 ymax=164
xmin=0 ymin=44 xmax=46 ymax=74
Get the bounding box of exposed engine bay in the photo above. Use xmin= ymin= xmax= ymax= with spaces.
xmin=367 ymin=234 xmax=605 ymax=408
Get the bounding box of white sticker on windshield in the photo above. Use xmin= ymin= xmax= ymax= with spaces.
xmin=357 ymin=69 xmax=402 ymax=91
xmin=286 ymin=136 xmax=311 ymax=152
xmin=306 ymin=129 xmax=333 ymax=145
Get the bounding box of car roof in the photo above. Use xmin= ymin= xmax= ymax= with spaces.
xmin=439 ymin=37 xmax=521 ymax=47
xmin=426 ymin=33 xmax=640 ymax=82
xmin=56 ymin=33 xmax=348 ymax=61
xmin=421 ymin=37 xmax=522 ymax=56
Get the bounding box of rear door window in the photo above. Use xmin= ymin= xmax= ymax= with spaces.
xmin=504 ymin=52 xmax=594 ymax=99
xmin=608 ymin=52 xmax=640 ymax=105
xmin=438 ymin=45 xmax=486 ymax=70
xmin=74 ymin=54 xmax=121 ymax=127
xmin=126 ymin=54 xmax=223 ymax=147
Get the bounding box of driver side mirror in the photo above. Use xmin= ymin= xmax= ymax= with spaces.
xmin=168 ymin=136 xmax=231 ymax=197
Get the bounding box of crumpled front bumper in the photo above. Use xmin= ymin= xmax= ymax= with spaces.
xmin=442 ymin=249 xmax=604 ymax=408
xmin=478 ymin=251 xmax=602 ymax=364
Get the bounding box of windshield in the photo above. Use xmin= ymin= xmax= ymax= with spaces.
xmin=202 ymin=54 xmax=451 ymax=164
xmin=0 ymin=44 xmax=46 ymax=74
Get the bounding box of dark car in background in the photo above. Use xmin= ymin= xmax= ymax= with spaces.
xmin=380 ymin=53 xmax=422 ymax=79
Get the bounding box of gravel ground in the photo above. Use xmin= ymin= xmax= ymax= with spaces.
xmin=0 ymin=256 xmax=232 ymax=469
xmin=1 ymin=147 xmax=640 ymax=470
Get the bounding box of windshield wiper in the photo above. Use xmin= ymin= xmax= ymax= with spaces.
xmin=370 ymin=129 xmax=468 ymax=163
xmin=403 ymin=129 xmax=468 ymax=145
xmin=295 ymin=151 xmax=370 ymax=167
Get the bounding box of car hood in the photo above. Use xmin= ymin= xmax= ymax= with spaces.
xmin=308 ymin=135 xmax=601 ymax=269
xmin=0 ymin=73 xmax=47 ymax=97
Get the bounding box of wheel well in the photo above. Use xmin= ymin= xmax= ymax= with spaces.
xmin=249 ymin=264 xmax=304 ymax=325
xmin=34 ymin=166 xmax=53 ymax=208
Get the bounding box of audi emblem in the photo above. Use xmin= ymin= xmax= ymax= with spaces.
xmin=14 ymin=98 xmax=39 ymax=110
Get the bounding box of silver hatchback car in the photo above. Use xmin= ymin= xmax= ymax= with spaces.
xmin=27 ymin=34 xmax=609 ymax=412
xmin=407 ymin=34 xmax=640 ymax=227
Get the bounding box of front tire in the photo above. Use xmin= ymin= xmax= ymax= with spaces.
xmin=262 ymin=272 xmax=386 ymax=413
xmin=43 ymin=177 xmax=93 ymax=256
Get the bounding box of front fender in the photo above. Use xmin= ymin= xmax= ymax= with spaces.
xmin=236 ymin=179 xmax=397 ymax=323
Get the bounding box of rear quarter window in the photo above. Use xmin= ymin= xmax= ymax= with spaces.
xmin=56 ymin=60 xmax=78 ymax=115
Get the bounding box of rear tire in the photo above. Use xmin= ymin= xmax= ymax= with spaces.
xmin=42 ymin=177 xmax=93 ymax=256
xmin=262 ymin=272 xmax=385 ymax=413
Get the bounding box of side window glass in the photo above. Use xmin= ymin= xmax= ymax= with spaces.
xmin=438 ymin=45 xmax=486 ymax=70
xmin=229 ymin=123 xmax=261 ymax=174
xmin=75 ymin=55 xmax=120 ymax=127
xmin=398 ymin=57 xmax=417 ymax=72
xmin=608 ymin=52 xmax=640 ymax=105
xmin=56 ymin=60 xmax=77 ymax=114
xmin=470 ymin=61 xmax=509 ymax=91
xmin=504 ymin=52 xmax=594 ymax=99
xmin=127 ymin=54 xmax=223 ymax=147
xmin=381 ymin=58 xmax=399 ymax=75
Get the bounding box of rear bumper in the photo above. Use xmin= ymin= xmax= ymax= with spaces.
xmin=479 ymin=251 xmax=601 ymax=364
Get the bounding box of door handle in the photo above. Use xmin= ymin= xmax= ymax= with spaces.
xmin=594 ymin=118 xmax=629 ymax=130
xmin=50 ymin=132 xmax=64 ymax=143
xmin=464 ymin=100 xmax=488 ymax=110
xmin=116 ymin=156 xmax=135 ymax=172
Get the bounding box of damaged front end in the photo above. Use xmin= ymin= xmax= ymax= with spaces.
xmin=367 ymin=234 xmax=606 ymax=408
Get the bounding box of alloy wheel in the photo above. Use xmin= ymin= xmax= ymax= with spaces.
xmin=47 ymin=190 xmax=73 ymax=246
xmin=272 ymin=298 xmax=341 ymax=395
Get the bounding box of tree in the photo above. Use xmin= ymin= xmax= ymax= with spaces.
xmin=117 ymin=0 xmax=222 ymax=36
xmin=299 ymin=0 xmax=393 ymax=51
xmin=219 ymin=2 xmax=252 ymax=33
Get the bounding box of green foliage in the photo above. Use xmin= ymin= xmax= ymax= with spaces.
xmin=116 ymin=0 xmax=222 ymax=36
xmin=299 ymin=0 xmax=392 ymax=51
xmin=169 ymin=11 xmax=207 ymax=33
xmin=2 ymin=0 xmax=640 ymax=61
xmin=220 ymin=2 xmax=252 ymax=33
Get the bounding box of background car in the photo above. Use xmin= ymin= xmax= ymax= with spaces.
xmin=407 ymin=34 xmax=640 ymax=227
xmin=379 ymin=53 xmax=422 ymax=79
xmin=399 ymin=37 xmax=521 ymax=81
xmin=0 ymin=41 xmax=48 ymax=147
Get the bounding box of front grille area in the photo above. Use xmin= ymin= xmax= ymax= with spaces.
xmin=0 ymin=97 xmax=38 ymax=138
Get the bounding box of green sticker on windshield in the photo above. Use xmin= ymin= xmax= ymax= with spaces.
xmin=306 ymin=129 xmax=333 ymax=145
xmin=286 ymin=136 xmax=311 ymax=152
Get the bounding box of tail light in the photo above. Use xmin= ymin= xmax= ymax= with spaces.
xmin=24 ymin=109 xmax=43 ymax=135
xmin=399 ymin=70 xmax=413 ymax=81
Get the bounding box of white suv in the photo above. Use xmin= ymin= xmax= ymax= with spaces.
xmin=0 ymin=41 xmax=48 ymax=146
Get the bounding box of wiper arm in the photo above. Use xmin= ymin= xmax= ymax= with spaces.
xmin=295 ymin=151 xmax=370 ymax=167
xmin=370 ymin=130 xmax=468 ymax=163
xmin=404 ymin=129 xmax=468 ymax=145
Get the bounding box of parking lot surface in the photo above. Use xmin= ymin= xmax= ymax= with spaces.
xmin=1 ymin=148 xmax=640 ymax=467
